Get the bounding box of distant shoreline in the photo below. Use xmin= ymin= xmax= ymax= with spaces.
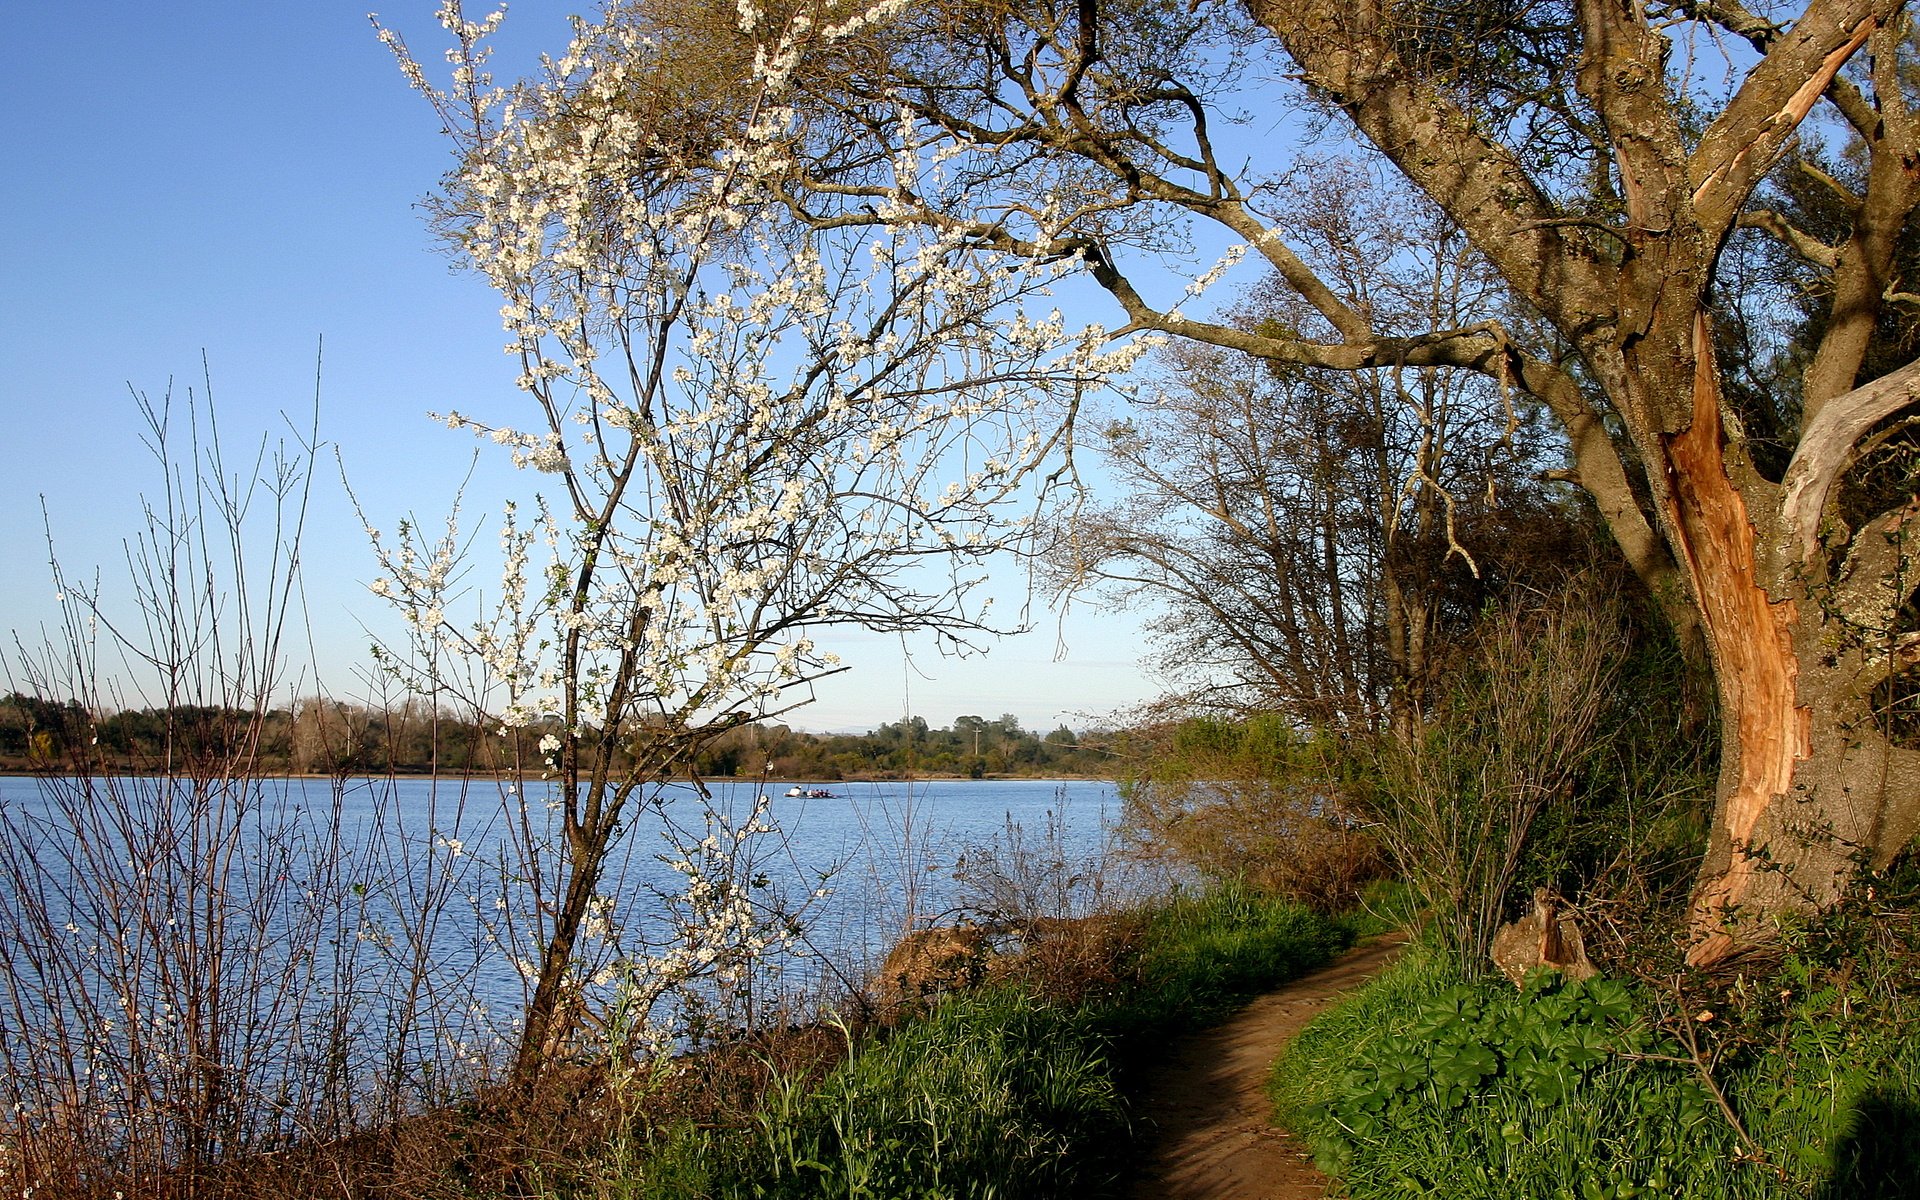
xmin=0 ymin=767 xmax=1116 ymax=784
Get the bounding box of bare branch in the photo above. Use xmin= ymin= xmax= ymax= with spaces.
xmin=1662 ymin=0 xmax=1883 ymax=137
xmin=1737 ymin=208 xmax=1840 ymax=268
xmin=1689 ymin=1 xmax=1888 ymax=237
xmin=1780 ymin=356 xmax=1920 ymax=562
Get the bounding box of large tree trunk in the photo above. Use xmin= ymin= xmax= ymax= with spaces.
xmin=1664 ymin=316 xmax=1827 ymax=961
xmin=1659 ymin=316 xmax=1920 ymax=962
xmin=1242 ymin=0 xmax=1919 ymax=962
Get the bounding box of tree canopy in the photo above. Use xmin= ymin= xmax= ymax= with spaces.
xmin=407 ymin=0 xmax=1920 ymax=965
xmin=749 ymin=0 xmax=1917 ymax=960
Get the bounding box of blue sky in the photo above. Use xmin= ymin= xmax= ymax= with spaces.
xmin=0 ymin=3 xmax=1159 ymax=732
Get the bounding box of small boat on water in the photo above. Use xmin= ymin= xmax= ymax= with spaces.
xmin=784 ymin=785 xmax=839 ymax=799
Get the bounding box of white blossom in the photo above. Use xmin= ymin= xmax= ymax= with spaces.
xmin=365 ymin=0 xmax=1130 ymax=1067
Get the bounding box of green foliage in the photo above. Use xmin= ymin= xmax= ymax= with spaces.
xmin=1366 ymin=589 xmax=1625 ymax=969
xmin=1314 ymin=972 xmax=1696 ymax=1136
xmin=635 ymin=993 xmax=1126 ymax=1199
xmin=1116 ymin=718 xmax=1385 ymax=911
xmin=1513 ymin=597 xmax=1716 ymax=907
xmin=1270 ymin=941 xmax=1455 ymax=1117
xmin=703 ymin=712 xmax=1116 ymax=780
xmin=1099 ymin=886 xmax=1354 ymax=1038
xmin=1277 ymin=961 xmax=1731 ymax=1198
xmin=1703 ymin=858 xmax=1920 ymax=1197
xmin=0 ymin=701 xmax=1121 ymax=780
xmin=588 ymin=890 xmax=1348 ymax=1199
xmin=1365 ymin=581 xmax=1716 ymax=969
xmin=0 ymin=693 xmax=91 ymax=760
xmin=1272 ymin=904 xmax=1920 ymax=1200
xmin=1343 ymin=878 xmax=1420 ymax=941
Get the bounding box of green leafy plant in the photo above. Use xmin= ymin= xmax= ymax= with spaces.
xmin=582 ymin=889 xmax=1349 ymax=1199
xmin=1275 ymin=876 xmax=1920 ymax=1200
xmin=1308 ymin=971 xmax=1687 ymax=1151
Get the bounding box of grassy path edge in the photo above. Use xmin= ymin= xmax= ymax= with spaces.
xmin=1128 ymin=934 xmax=1409 ymax=1199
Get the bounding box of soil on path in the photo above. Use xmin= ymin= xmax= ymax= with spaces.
xmin=1126 ymin=934 xmax=1407 ymax=1200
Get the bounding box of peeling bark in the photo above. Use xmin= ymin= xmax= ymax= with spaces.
xmin=1664 ymin=316 xmax=1814 ymax=963
xmin=1779 ymin=358 xmax=1920 ymax=561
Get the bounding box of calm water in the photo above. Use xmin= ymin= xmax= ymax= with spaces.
xmin=0 ymin=771 xmax=1127 ymax=1135
xmin=0 ymin=773 xmax=1118 ymax=1040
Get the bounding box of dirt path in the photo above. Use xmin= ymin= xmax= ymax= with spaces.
xmin=1126 ymin=935 xmax=1406 ymax=1200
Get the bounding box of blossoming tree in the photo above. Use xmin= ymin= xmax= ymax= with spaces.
xmin=374 ymin=1 xmax=1139 ymax=1084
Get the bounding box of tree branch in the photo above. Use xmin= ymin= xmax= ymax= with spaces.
xmin=1664 ymin=0 xmax=1883 ymax=137
xmin=1737 ymin=208 xmax=1839 ymax=268
xmin=1245 ymin=0 xmax=1617 ymax=335
xmin=1689 ymin=0 xmax=1888 ymax=238
xmin=1779 ymin=355 xmax=1920 ymax=562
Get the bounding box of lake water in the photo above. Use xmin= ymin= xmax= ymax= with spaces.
xmin=0 ymin=772 xmax=1122 ymax=1095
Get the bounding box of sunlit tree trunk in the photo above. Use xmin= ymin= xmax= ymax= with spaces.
xmin=1248 ymin=0 xmax=1920 ymax=961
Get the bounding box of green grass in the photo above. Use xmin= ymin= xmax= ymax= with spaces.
xmin=1269 ymin=940 xmax=1920 ymax=1199
xmin=626 ymin=990 xmax=1125 ymax=1199
xmin=1094 ymin=885 xmax=1355 ymax=1042
xmin=585 ymin=887 xmax=1351 ymax=1199
xmin=1268 ymin=939 xmax=1455 ymax=1130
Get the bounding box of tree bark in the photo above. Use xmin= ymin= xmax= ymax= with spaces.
xmin=1661 ymin=316 xmax=1816 ymax=960
xmin=1242 ymin=0 xmax=1919 ymax=961
xmin=814 ymin=0 xmax=1920 ymax=958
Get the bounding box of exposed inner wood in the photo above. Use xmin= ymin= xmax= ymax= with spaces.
xmin=1666 ymin=315 xmax=1811 ymax=964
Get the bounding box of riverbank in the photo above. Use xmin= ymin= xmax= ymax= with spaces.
xmin=0 ymin=887 xmax=1354 ymax=1198
xmin=590 ymin=887 xmax=1355 ymax=1199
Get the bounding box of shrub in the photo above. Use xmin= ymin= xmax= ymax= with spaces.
xmin=1101 ymin=886 xmax=1353 ymax=1037
xmin=1116 ymin=716 xmax=1386 ymax=912
xmin=1364 ymin=589 xmax=1625 ymax=973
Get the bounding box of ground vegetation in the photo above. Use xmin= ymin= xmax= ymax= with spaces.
xmin=1274 ymin=857 xmax=1920 ymax=1198
xmin=561 ymin=887 xmax=1349 ymax=1200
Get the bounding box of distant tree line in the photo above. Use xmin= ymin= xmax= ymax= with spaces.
xmin=708 ymin=713 xmax=1111 ymax=780
xmin=0 ymin=694 xmax=519 ymax=776
xmin=0 ymin=695 xmax=1113 ymax=780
